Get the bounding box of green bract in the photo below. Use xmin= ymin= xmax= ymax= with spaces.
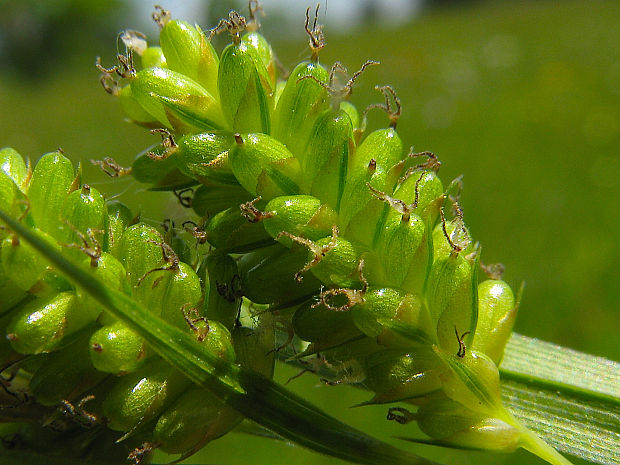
xmin=131 ymin=67 xmax=226 ymax=133
xmin=218 ymin=39 xmax=273 ymax=133
xmin=159 ymin=20 xmax=219 ymax=97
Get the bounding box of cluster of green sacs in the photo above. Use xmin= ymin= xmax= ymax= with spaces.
xmin=117 ymin=13 xmax=525 ymax=451
xmin=0 ymin=11 xmax=521 ymax=457
xmin=0 ymin=147 xmax=271 ymax=455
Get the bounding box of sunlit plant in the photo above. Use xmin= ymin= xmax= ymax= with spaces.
xmin=0 ymin=3 xmax=617 ymax=465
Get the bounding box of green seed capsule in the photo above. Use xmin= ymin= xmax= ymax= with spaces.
xmin=118 ymin=223 xmax=167 ymax=287
xmin=119 ymin=85 xmax=158 ymax=125
xmin=1 ymin=228 xmax=60 ymax=292
xmin=238 ymin=244 xmax=322 ymax=306
xmin=437 ymin=349 xmax=502 ymax=415
xmin=27 ymin=269 xmax=72 ymax=298
xmin=0 ymin=311 xmax=22 ymax=367
xmin=105 ymin=200 xmax=133 ymax=256
xmin=416 ymin=399 xmax=520 ymax=452
xmin=375 ymin=211 xmax=429 ymax=294
xmin=321 ymin=335 xmax=382 ymax=366
xmin=192 ymin=184 xmax=252 ymax=218
xmin=426 ymin=253 xmax=477 ymax=355
xmin=27 ymin=151 xmax=75 ymax=239
xmin=352 ymin=287 xmax=435 ymax=349
xmin=89 ymin=320 xmax=148 ymax=374
xmin=293 ymin=298 xmax=361 ymax=347
xmin=0 ymin=171 xmax=27 ymax=236
xmin=273 ymin=79 xmax=286 ymax=106
xmin=471 ymin=280 xmax=517 ymax=365
xmin=6 ymin=291 xmax=95 ymax=354
xmin=131 ymin=144 xmax=194 ymax=190
xmin=309 ymin=236 xmax=360 ymax=288
xmin=172 ymin=131 xmax=237 ymax=185
xmin=59 ymin=184 xmax=106 ymax=261
xmin=232 ymin=319 xmax=275 ymax=378
xmin=340 ymin=127 xmax=403 ymax=245
xmin=0 ymin=147 xmax=29 ymax=192
xmin=272 ymin=61 xmax=329 ymax=158
xmin=303 ymin=108 xmax=355 ymax=211
xmin=0 ymin=267 xmax=28 ymax=316
xmin=130 ymin=67 xmax=227 ymax=133
xmin=153 ymin=388 xmax=238 ymax=454
xmin=205 ymin=252 xmax=240 ymax=331
xmin=160 ymin=261 xmax=203 ymax=330
xmin=242 ymin=32 xmax=276 ymax=86
xmin=170 ymin=231 xmax=193 ymax=266
xmin=196 ymin=320 xmax=236 ymax=361
xmin=393 ymin=170 xmax=444 ymax=223
xmin=218 ymin=40 xmax=273 ymax=133
xmin=29 ymin=335 xmax=107 ymax=406
xmin=102 ymin=359 xmax=190 ymax=432
xmin=432 ymin=218 xmax=473 ymax=262
xmin=141 ymin=46 xmax=167 ymax=69
xmin=362 ymin=348 xmax=444 ymax=403
xmin=262 ymin=195 xmax=337 ymax=245
xmin=229 ymin=133 xmax=301 ymax=201
xmin=160 ymin=20 xmax=219 ymax=97
xmin=339 ymin=101 xmax=360 ymax=132
xmin=76 ymin=252 xmax=130 ymax=321
xmin=206 ymin=205 xmax=273 ymax=253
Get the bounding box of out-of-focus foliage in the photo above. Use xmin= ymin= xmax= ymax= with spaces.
xmin=0 ymin=0 xmax=122 ymax=79
xmin=0 ymin=1 xmax=617 ymax=464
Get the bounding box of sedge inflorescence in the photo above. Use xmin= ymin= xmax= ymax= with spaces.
xmin=0 ymin=3 xmax=569 ymax=464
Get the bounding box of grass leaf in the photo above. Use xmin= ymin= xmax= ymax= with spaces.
xmin=500 ymin=334 xmax=620 ymax=465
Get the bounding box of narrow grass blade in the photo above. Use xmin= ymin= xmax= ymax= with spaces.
xmin=501 ymin=333 xmax=620 ymax=404
xmin=500 ymin=334 xmax=620 ymax=464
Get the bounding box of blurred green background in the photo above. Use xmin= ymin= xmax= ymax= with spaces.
xmin=0 ymin=0 xmax=617 ymax=464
